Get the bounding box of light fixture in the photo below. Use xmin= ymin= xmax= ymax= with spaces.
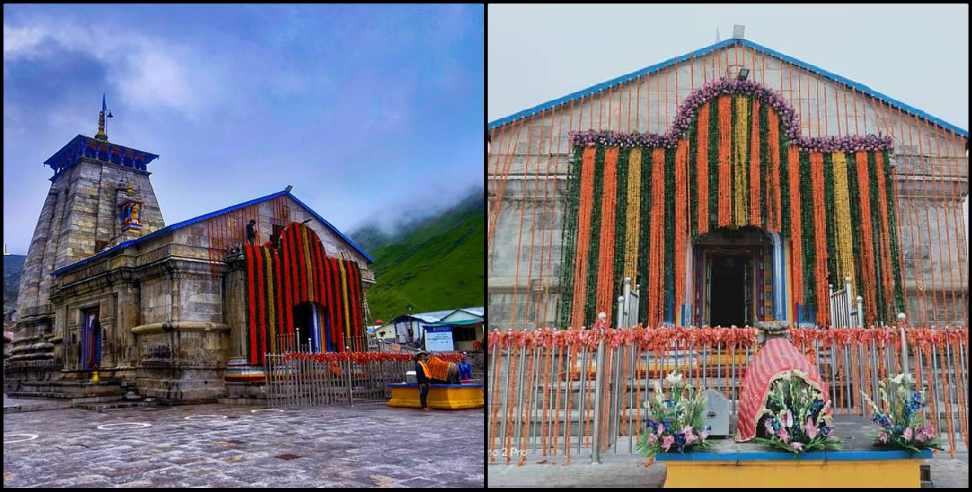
xmin=737 ymin=68 xmax=750 ymax=81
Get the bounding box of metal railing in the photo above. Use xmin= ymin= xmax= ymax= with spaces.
xmin=830 ymin=276 xmax=864 ymax=328
xmin=487 ymin=325 xmax=969 ymax=465
xmin=264 ymin=343 xmax=413 ymax=408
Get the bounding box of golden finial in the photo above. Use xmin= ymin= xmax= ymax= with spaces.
xmin=94 ymin=93 xmax=112 ymax=142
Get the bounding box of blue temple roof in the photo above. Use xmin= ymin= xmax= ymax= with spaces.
xmin=488 ymin=38 xmax=968 ymax=138
xmin=52 ymin=187 xmax=373 ymax=277
xmin=44 ymin=135 xmax=160 ymax=180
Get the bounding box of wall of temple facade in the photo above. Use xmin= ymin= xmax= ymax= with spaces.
xmin=488 ymin=44 xmax=968 ymax=329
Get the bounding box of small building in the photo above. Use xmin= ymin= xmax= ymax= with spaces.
xmin=425 ymin=307 xmax=484 ymax=353
xmin=387 ymin=310 xmax=454 ymax=348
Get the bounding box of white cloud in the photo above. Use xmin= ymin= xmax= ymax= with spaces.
xmin=4 ymin=21 xmax=221 ymax=119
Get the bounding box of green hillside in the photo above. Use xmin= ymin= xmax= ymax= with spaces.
xmin=352 ymin=190 xmax=484 ymax=324
xmin=4 ymin=254 xmax=27 ymax=314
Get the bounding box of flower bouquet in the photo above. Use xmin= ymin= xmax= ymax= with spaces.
xmin=636 ymin=372 xmax=712 ymax=461
xmin=862 ymin=373 xmax=943 ymax=453
xmin=753 ymin=371 xmax=841 ymax=454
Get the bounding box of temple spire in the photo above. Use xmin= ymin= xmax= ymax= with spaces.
xmin=94 ymin=93 xmax=112 ymax=142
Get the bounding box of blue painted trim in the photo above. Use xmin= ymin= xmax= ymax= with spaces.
xmin=656 ymin=447 xmax=932 ymax=462
xmin=53 ymin=188 xmax=372 ymax=276
xmin=488 ymin=38 xmax=968 ymax=138
xmin=283 ymin=192 xmax=374 ymax=264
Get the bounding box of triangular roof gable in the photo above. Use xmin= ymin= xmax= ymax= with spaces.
xmin=53 ymin=188 xmax=372 ymax=277
xmin=488 ymin=38 xmax=968 ymax=138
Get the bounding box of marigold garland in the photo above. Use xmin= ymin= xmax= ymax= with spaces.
xmin=810 ymin=152 xmax=829 ymax=326
xmin=696 ymin=103 xmax=710 ymax=234
xmin=718 ymin=96 xmax=732 ymax=226
xmin=674 ymin=139 xmax=689 ymax=326
xmin=787 ymin=146 xmax=804 ymax=306
xmin=648 ymin=148 xmax=666 ymax=326
xmin=570 ymin=147 xmax=597 ymax=327
xmin=556 ymin=80 xmax=909 ymax=328
xmin=623 ymin=148 xmax=642 ymax=283
xmin=855 ymin=150 xmax=878 ymax=325
xmin=832 ymin=151 xmax=857 ymax=296
xmin=596 ymin=147 xmax=620 ymax=326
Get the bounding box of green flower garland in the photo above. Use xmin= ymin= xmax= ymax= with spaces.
xmin=824 ymin=152 xmax=838 ymax=290
xmin=759 ymin=100 xmax=769 ymax=228
xmin=868 ymin=151 xmax=887 ymax=323
xmin=584 ymin=146 xmax=606 ymax=325
xmin=711 ymin=97 xmax=721 ymax=230
xmin=800 ymin=150 xmax=816 ymax=318
xmin=780 ymin=124 xmax=791 ymax=237
xmin=638 ymin=148 xmax=652 ymax=322
xmin=613 ymin=147 xmax=631 ymax=316
xmin=557 ymin=146 xmax=583 ymax=327
xmin=688 ymin=117 xmax=698 ymax=238
xmin=883 ymin=151 xmax=906 ymax=314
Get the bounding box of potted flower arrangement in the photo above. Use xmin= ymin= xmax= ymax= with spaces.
xmin=753 ymin=371 xmax=841 ymax=454
xmin=636 ymin=371 xmax=712 ymax=461
xmin=862 ymin=373 xmax=943 ymax=453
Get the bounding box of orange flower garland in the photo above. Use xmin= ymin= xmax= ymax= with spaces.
xmin=674 ymin=139 xmax=688 ymax=326
xmin=768 ymin=109 xmax=782 ymax=232
xmin=874 ymin=152 xmax=895 ymax=321
xmin=855 ymin=150 xmax=878 ymax=325
xmin=596 ymin=147 xmax=620 ymax=326
xmin=647 ymin=148 xmax=667 ymax=327
xmin=570 ymin=147 xmax=597 ymax=327
xmin=750 ymin=98 xmax=761 ymax=226
xmin=788 ymin=146 xmax=803 ymax=307
xmin=810 ymin=152 xmax=829 ymax=326
xmin=696 ymin=103 xmax=710 ymax=234
xmin=718 ymin=95 xmax=732 ymax=227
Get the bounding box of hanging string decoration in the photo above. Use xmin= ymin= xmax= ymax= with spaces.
xmin=559 ymin=79 xmax=903 ymax=328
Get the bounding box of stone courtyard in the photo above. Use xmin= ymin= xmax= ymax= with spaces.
xmin=3 ymin=400 xmax=484 ymax=488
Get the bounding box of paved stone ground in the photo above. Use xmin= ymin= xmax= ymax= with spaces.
xmin=4 ymin=402 xmax=483 ymax=488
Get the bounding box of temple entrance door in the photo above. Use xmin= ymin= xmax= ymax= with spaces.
xmin=294 ymin=302 xmax=333 ymax=352
xmin=708 ymin=254 xmax=751 ymax=327
xmin=695 ymin=226 xmax=773 ymax=327
xmin=80 ymin=307 xmax=101 ymax=370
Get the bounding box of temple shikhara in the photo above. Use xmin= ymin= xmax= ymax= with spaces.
xmin=487 ymin=36 xmax=968 ymax=331
xmin=5 ymin=97 xmax=373 ymax=402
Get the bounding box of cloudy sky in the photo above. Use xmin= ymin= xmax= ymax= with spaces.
xmin=4 ymin=4 xmax=484 ymax=255
xmin=488 ymin=4 xmax=968 ymax=131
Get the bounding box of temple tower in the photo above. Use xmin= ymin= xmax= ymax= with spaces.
xmin=14 ymin=96 xmax=164 ymax=343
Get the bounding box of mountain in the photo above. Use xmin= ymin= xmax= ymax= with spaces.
xmin=4 ymin=254 xmax=27 ymax=315
xmin=351 ymin=189 xmax=484 ymax=324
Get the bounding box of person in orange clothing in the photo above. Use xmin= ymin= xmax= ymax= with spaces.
xmin=415 ymin=351 xmax=432 ymax=411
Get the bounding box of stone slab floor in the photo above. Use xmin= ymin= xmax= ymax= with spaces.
xmin=3 ymin=402 xmax=484 ymax=488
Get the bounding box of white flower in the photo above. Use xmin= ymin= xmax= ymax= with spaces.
xmin=665 ymin=371 xmax=683 ymax=386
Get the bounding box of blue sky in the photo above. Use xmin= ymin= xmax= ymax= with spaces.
xmin=4 ymin=4 xmax=484 ymax=255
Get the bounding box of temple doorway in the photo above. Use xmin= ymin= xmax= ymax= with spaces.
xmin=79 ymin=307 xmax=101 ymax=370
xmin=693 ymin=226 xmax=775 ymax=327
xmin=709 ymin=254 xmax=750 ymax=327
xmin=293 ymin=302 xmax=333 ymax=352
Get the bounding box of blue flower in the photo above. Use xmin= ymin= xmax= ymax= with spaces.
xmin=820 ymin=425 xmax=831 ymax=437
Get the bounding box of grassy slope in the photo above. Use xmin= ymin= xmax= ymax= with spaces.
xmin=4 ymin=254 xmax=26 ymax=314
xmin=353 ymin=192 xmax=484 ymax=324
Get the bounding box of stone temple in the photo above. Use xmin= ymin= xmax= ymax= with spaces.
xmin=5 ymin=100 xmax=374 ymax=402
xmin=488 ymin=36 xmax=968 ymax=331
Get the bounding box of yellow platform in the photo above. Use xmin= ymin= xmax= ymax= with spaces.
xmin=387 ymin=383 xmax=484 ymax=410
xmin=659 ymin=449 xmax=930 ymax=488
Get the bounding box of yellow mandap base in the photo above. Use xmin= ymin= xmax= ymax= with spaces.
xmin=386 ymin=383 xmax=484 ymax=410
xmin=662 ymin=456 xmax=927 ymax=488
